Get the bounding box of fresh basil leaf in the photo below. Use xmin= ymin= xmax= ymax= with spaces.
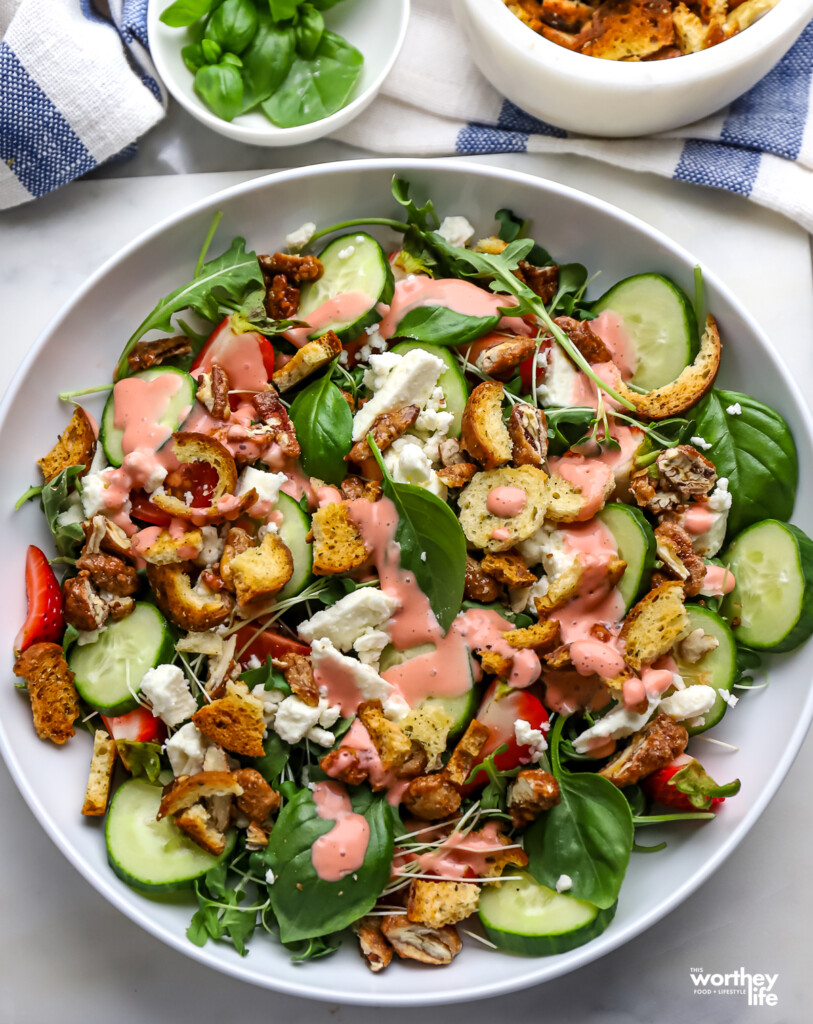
xmin=182 ymin=42 xmax=206 ymax=71
xmin=393 ymin=306 xmax=500 ymax=347
xmin=289 ymin=366 xmax=352 ymax=485
xmin=295 ymin=3 xmax=324 ymax=58
xmin=239 ymin=14 xmax=296 ymax=111
xmin=369 ymin=440 xmax=467 ymax=632
xmin=262 ymin=30 xmax=363 ymax=127
xmin=205 ymin=0 xmax=258 ymax=53
xmin=195 ymin=61 xmax=244 ymax=120
xmin=269 ymin=0 xmax=302 ymax=20
xmin=248 ymin=732 xmax=291 ymax=786
xmin=525 ymin=715 xmax=633 ymax=909
xmin=221 ymin=52 xmax=243 ymax=67
xmin=114 ymin=235 xmax=264 ymax=379
xmin=160 ymin=0 xmax=218 ymax=28
xmin=309 ymin=0 xmax=344 ymax=8
xmin=265 ymin=786 xmax=394 ymax=942
xmin=692 ymin=389 xmax=797 ymax=537
xmin=200 ymin=37 xmax=222 ymax=63
xmin=116 ymin=740 xmax=164 ymax=783
xmin=41 ymin=465 xmax=85 ymax=558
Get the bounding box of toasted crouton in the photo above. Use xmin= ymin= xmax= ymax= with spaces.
xmin=472 ymin=826 xmax=529 ymax=877
xmin=503 ymin=617 xmax=561 ymax=651
xmin=192 ymin=684 xmax=266 ymax=756
xmin=311 ymin=502 xmax=369 ymax=575
xmin=158 ymin=770 xmax=244 ymax=818
xmin=407 ymin=880 xmax=480 ymax=927
xmin=473 ymin=236 xmax=508 ymax=255
xmin=81 ymin=729 xmax=118 ymax=816
xmin=146 ymin=562 xmax=233 ymax=631
xmin=272 ymin=331 xmax=343 ymax=393
xmin=140 ymin=527 xmax=203 ymax=565
xmin=232 ymin=767 xmax=280 ymax=823
xmin=589 ymin=0 xmax=675 ymax=61
xmin=151 ymin=433 xmax=251 ymax=522
xmin=461 ymin=381 xmax=513 ymax=469
xmin=355 ymin=917 xmax=394 ymax=973
xmin=477 ymin=650 xmax=514 ymax=678
xmin=534 ymin=562 xmax=584 ymax=615
xmin=672 ymin=1 xmax=710 ymax=52
xmin=13 ymin=643 xmax=80 ymax=745
xmin=357 ymin=700 xmax=412 ymax=772
xmin=458 ymin=465 xmax=549 ymax=553
xmin=725 ymin=0 xmax=779 ymax=33
xmin=620 ymin=581 xmax=689 ymax=672
xmin=174 ymin=803 xmax=230 ymax=856
xmin=400 ymin=704 xmax=454 ymax=770
xmin=545 ymin=472 xmax=593 ymax=523
xmin=481 ymin=551 xmax=537 ymax=587
xmin=444 ymin=719 xmax=490 ymax=787
xmin=226 ymin=532 xmax=294 ymax=606
xmin=37 ymin=406 xmax=96 ymax=482
xmin=546 ymin=460 xmax=616 ymax=522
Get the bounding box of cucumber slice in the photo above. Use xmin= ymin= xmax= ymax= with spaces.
xmin=276 ymin=490 xmax=312 ymax=600
xmin=597 ymin=503 xmax=656 ymax=612
xmin=106 ymin=778 xmax=234 ymax=893
xmin=100 ymin=367 xmax=196 ymax=467
xmin=69 ymin=603 xmax=175 ymax=715
xmin=593 ymin=274 xmax=698 ymax=391
xmin=298 ymin=233 xmax=394 ymax=344
xmin=674 ymin=605 xmax=737 ymax=735
xmin=379 ymin=642 xmax=477 ymax=736
xmin=721 ymin=520 xmax=813 ymax=652
xmin=479 ymin=873 xmax=616 ymax=956
xmin=391 ymin=340 xmax=469 ymax=438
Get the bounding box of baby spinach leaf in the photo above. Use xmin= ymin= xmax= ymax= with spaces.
xmin=115 ymin=740 xmax=164 ymax=783
xmin=247 ymin=732 xmax=291 ymax=786
xmin=205 ymin=0 xmax=258 ymax=54
xmin=42 ymin=465 xmax=85 ymax=558
xmin=195 ymin=62 xmax=244 ymax=121
xmin=114 ymin=235 xmax=264 ymax=380
xmin=262 ymin=30 xmax=363 ymax=128
xmin=265 ymin=786 xmax=394 ymax=942
xmin=369 ymin=439 xmax=467 ymax=632
xmin=239 ymin=14 xmax=295 ymax=111
xmin=692 ymin=389 xmax=798 ymax=537
xmin=160 ymin=0 xmax=218 ymax=28
xmin=295 ymin=3 xmax=324 ymax=58
xmin=289 ymin=364 xmax=352 ymax=484
xmin=525 ymin=715 xmax=633 ymax=909
xmin=393 ymin=306 xmax=500 ymax=347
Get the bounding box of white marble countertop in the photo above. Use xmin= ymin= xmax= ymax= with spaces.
xmin=2 ymin=134 xmax=812 ymax=1024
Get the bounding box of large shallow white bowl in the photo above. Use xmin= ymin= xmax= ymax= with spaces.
xmin=2 ymin=158 xmax=812 ymax=1005
xmin=452 ymin=0 xmax=813 ymax=136
xmin=148 ymin=0 xmax=409 ymax=146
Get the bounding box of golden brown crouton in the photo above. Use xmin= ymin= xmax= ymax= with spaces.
xmin=226 ymin=532 xmax=294 ymax=606
xmin=534 ymin=562 xmax=584 ymax=615
xmin=599 ymin=713 xmax=688 ymax=787
xmin=546 ymin=463 xmax=616 ymax=522
xmin=407 ymin=880 xmax=480 ymax=928
xmin=400 ymin=704 xmax=454 ymax=771
xmin=464 ymin=555 xmax=502 ymax=603
xmin=403 ymin=775 xmax=462 ymax=820
xmin=461 ymin=381 xmax=513 ymax=469
xmin=444 ymin=720 xmax=491 ymax=787
xmin=477 ymin=650 xmax=514 ymax=678
xmin=672 ymin=1 xmax=711 ymax=52
xmin=379 ymin=917 xmax=462 ymax=965
xmin=272 ymin=331 xmax=343 ymax=392
xmin=471 ymin=826 xmax=530 ymax=877
xmin=37 ymin=406 xmax=97 ymax=482
xmin=346 ymin=405 xmax=420 ymax=464
xmin=192 ymin=686 xmax=266 ymax=757
xmin=620 ymin=581 xmax=689 ymax=672
xmin=151 ymin=433 xmax=256 ymax=523
xmin=158 ymin=771 xmax=244 ymax=818
xmin=13 ymin=643 xmax=80 ymax=745
xmin=357 ymin=700 xmax=412 ymax=772
xmin=481 ymin=550 xmax=537 ymax=588
xmin=233 ymin=768 xmax=280 ymax=823
xmin=320 ymin=746 xmax=371 ymax=786
xmin=473 ymin=236 xmax=508 ymax=255
xmin=725 ymin=0 xmax=779 ymax=32
xmin=508 ymin=769 xmax=560 ymax=828
xmin=146 ymin=562 xmax=233 ymax=632
xmin=81 ymin=730 xmax=118 ymax=816
xmin=458 ymin=465 xmax=549 ymax=553
xmin=503 ymin=617 xmax=561 ymax=652
xmin=311 ymin=502 xmax=369 ymax=575
xmin=508 ymin=403 xmax=548 ymax=468
xmin=139 ymin=527 xmax=204 ymax=566
xmin=589 ymin=0 xmax=675 ymax=61
xmin=174 ymin=803 xmax=230 ymax=856
xmin=355 ymin=917 xmax=394 ymax=973
xmin=436 ymin=462 xmax=479 ymax=489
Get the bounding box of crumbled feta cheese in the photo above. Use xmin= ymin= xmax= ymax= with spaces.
xmin=726 ymin=402 xmax=742 ymax=416
xmin=80 ymin=471 xmax=111 ymax=518
xmin=353 ymin=349 xmax=445 ymax=441
xmin=517 ymin=523 xmax=574 ymax=578
xmin=338 ymin=349 xmax=349 ymax=367
xmin=514 ymin=718 xmax=548 ymax=760
xmin=139 ymin=664 xmax=197 ymax=727
xmin=535 ymin=345 xmax=584 ymax=407
xmin=682 ymin=478 xmax=731 ymax=559
xmin=420 ymin=552 xmax=427 ymax=563
xmin=165 ymin=722 xmax=209 ymax=776
xmin=384 ymin=439 xmax=447 ymax=498
xmin=273 ymin=694 xmax=340 ymax=746
xmin=555 ymin=874 xmax=573 ymax=893
xmin=122 ymin=449 xmax=167 ymax=494
xmin=718 ymin=688 xmax=739 ymax=708
xmin=197 ymin=525 xmax=224 ymax=567
xmin=285 ymin=221 xmax=315 ymax=251
xmin=237 ymin=466 xmax=287 ymax=506
xmin=265 ymin=867 xmax=276 ymax=885
xmin=437 ymin=215 xmax=475 ymax=248
xmin=364 ymin=322 xmax=381 ymax=337
xmin=338 ymin=245 xmax=355 ymax=259
xmin=659 ymin=684 xmax=717 ymax=720
xmin=309 ymin=637 xmax=405 ymax=719
xmin=707 ymin=477 xmax=732 ymax=512
xmin=308 ymin=726 xmax=337 ymax=747
xmin=246 ymin=654 xmax=262 ymax=670
xmin=353 ymin=629 xmax=391 ymax=670
xmin=298 ymin=588 xmax=399 ymax=650
xmin=251 ymin=684 xmax=287 ymax=726
xmin=690 ymin=435 xmax=713 ymax=451
xmin=572 ymin=698 xmax=659 ymax=753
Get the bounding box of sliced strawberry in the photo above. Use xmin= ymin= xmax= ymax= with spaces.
xmin=191 ymin=315 xmax=275 ymax=404
xmin=643 ymin=758 xmax=740 ymax=812
xmin=234 ymin=625 xmax=310 ymax=668
xmin=15 ymin=545 xmax=64 ymax=655
xmin=466 ymin=680 xmax=549 ymax=788
xmin=519 ymin=338 xmax=552 ymax=393
xmin=102 ymin=706 xmax=166 ymax=744
xmin=130 ymin=491 xmax=172 ymax=526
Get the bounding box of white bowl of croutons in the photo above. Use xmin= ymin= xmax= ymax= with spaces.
xmin=452 ymin=0 xmax=813 ymax=136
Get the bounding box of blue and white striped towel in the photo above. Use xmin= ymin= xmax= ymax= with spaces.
xmin=0 ymin=0 xmax=164 ymax=209
xmin=335 ymin=0 xmax=813 ymax=233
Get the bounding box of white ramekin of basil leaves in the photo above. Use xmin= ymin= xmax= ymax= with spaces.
xmin=148 ymin=0 xmax=410 ymax=146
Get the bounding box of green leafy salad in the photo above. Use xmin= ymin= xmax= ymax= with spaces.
xmin=11 ymin=176 xmax=813 ymax=970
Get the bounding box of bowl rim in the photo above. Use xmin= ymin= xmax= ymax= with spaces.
xmin=146 ymin=0 xmax=410 ymax=142
xmin=463 ymin=0 xmax=813 ymax=87
xmin=3 ymin=156 xmax=813 ymax=1005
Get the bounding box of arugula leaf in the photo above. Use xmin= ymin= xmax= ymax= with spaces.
xmin=494 ymin=208 xmax=552 ymax=266
xmin=287 ymin=934 xmax=341 ymax=961
xmin=15 ymin=483 xmax=42 ymax=510
xmin=392 ymin=176 xmax=440 ymax=233
xmin=463 ymin=743 xmax=520 ymax=810
xmin=692 ymin=389 xmax=798 ymax=537
xmin=524 ymin=715 xmax=633 ymax=909
xmin=265 ymin=785 xmax=394 ymax=942
xmin=114 ymin=235 xmax=264 ymax=380
xmin=160 ymin=0 xmax=218 ymax=28
xmin=188 ymin=877 xmax=258 ymax=955
xmin=41 ymin=465 xmax=85 ymax=558
xmin=392 ymin=306 xmax=500 ymax=347
xmin=239 ymin=654 xmax=290 ymax=693
xmin=289 ymin=363 xmax=353 ymax=484
xmin=548 ymin=263 xmax=588 ymax=316
xmin=115 ymin=741 xmax=164 ymax=783
xmin=369 ymin=439 xmax=467 ymax=632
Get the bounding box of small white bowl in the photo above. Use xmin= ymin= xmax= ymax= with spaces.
xmin=148 ymin=0 xmax=409 ymax=146
xmin=452 ymin=0 xmax=813 ymax=136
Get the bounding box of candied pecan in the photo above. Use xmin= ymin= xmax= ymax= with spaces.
xmin=508 ymin=769 xmax=561 ymax=828
xmin=481 ymin=550 xmax=536 ymax=587
xmin=63 ymin=572 xmax=108 ymax=631
xmin=464 ymin=555 xmax=501 ymax=603
xmin=107 ymin=596 xmax=135 ymax=621
xmin=554 ymin=316 xmax=612 ymax=363
xmin=508 ymin=403 xmax=548 ymax=467
xmin=127 ymin=336 xmax=192 ymax=373
xmin=590 ymin=623 xmax=612 ymax=642
xmin=320 ymin=747 xmax=369 ymax=786
xmin=82 ymin=516 xmax=133 ymax=562
xmin=656 ymin=445 xmax=717 ymax=501
xmin=200 ymin=569 xmax=227 ymax=592
xmin=251 ymin=388 xmax=300 ymax=457
xmin=340 ymin=475 xmax=365 ymax=500
xmin=654 ymin=520 xmax=706 ymax=597
xmin=396 ymin=740 xmax=429 ymax=780
xmin=76 ymin=552 xmax=138 ymax=597
xmin=677 ymin=627 xmax=719 ymax=664
xmin=265 ymin=274 xmax=299 ymax=320
xmin=275 ymin=652 xmax=319 ymax=706
xmin=403 ymin=775 xmax=462 ymax=820
xmin=436 ymin=463 xmax=479 ymax=488
xmin=517 ymin=261 xmax=558 ymax=304
xmin=629 ymin=467 xmax=683 ymax=514
xmin=599 ymin=714 xmax=688 ymax=789
xmin=476 ymin=336 xmax=537 ymax=380
xmin=346 ymin=405 xmax=420 ymax=464
xmin=439 ymin=438 xmax=466 ymax=466
xmin=196 ymin=365 xmax=231 ymax=421
xmin=259 ymin=252 xmax=323 ymax=282
xmin=380 ymin=917 xmax=461 ymax=966
xmin=233 ymin=768 xmax=280 ymax=823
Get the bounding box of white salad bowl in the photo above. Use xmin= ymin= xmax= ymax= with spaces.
xmin=147 ymin=0 xmax=410 ymax=146
xmin=452 ymin=0 xmax=813 ymax=136
xmin=2 ymin=158 xmax=812 ymax=1005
